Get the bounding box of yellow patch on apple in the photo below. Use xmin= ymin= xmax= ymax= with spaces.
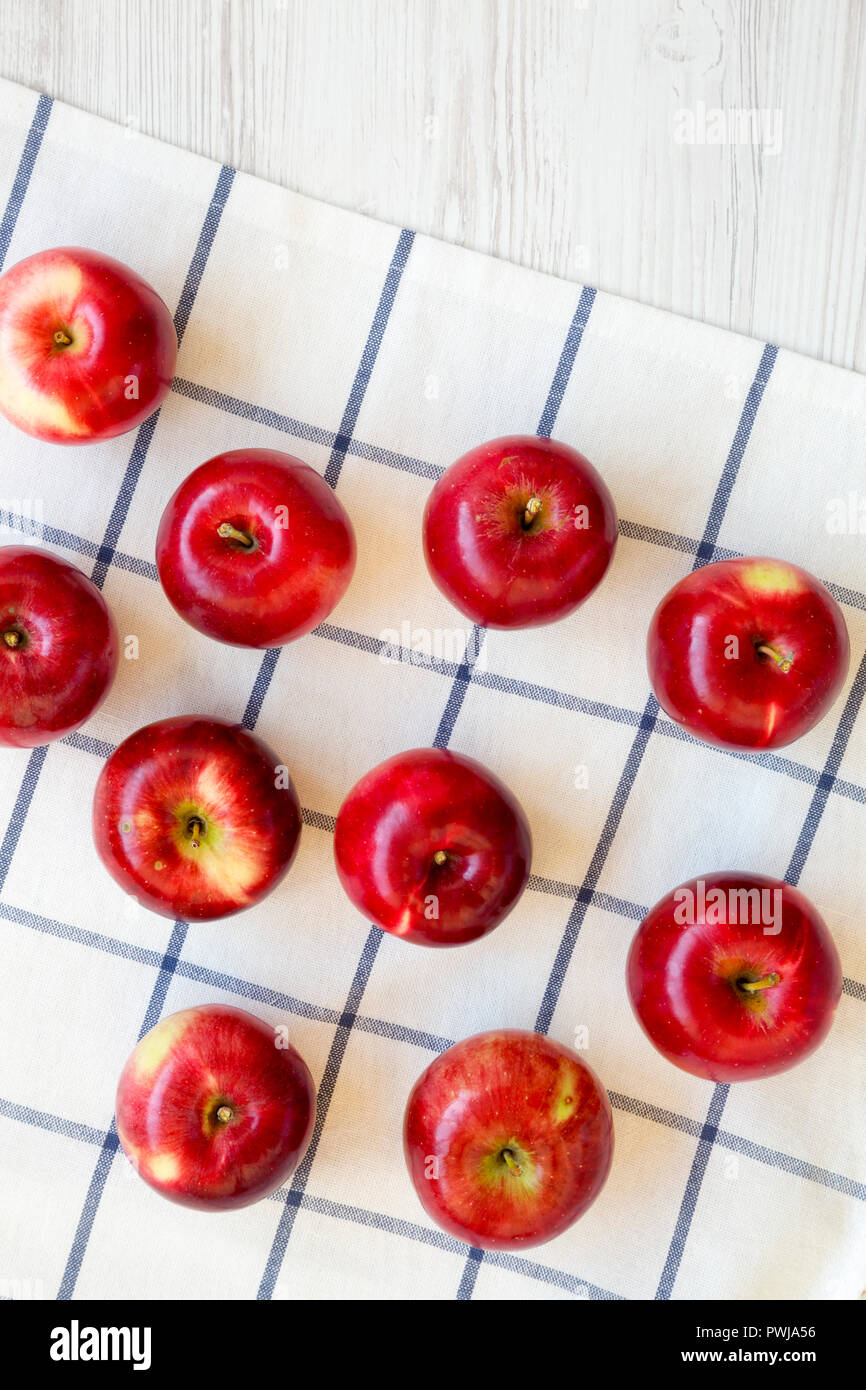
xmin=196 ymin=844 xmax=268 ymax=904
xmin=133 ymin=1012 xmax=190 ymax=1082
xmin=147 ymin=1152 xmax=181 ymax=1184
xmin=0 ymin=363 xmax=85 ymax=435
xmin=550 ymin=1063 xmax=580 ymax=1124
xmin=17 ymin=257 xmax=84 ymax=308
xmin=741 ymin=561 xmax=804 ymax=596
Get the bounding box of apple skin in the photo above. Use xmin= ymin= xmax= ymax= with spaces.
xmin=0 ymin=247 xmax=177 ymax=443
xmin=0 ymin=545 xmax=118 ymax=747
xmin=422 ymin=435 xmax=618 ymax=628
xmin=626 ymin=872 xmax=843 ymax=1083
xmin=404 ymin=1030 xmax=613 ymax=1249
xmin=116 ymin=1004 xmax=315 ymax=1210
xmin=647 ymin=556 xmax=849 ymax=751
xmin=93 ymin=716 xmax=301 ymax=920
xmin=334 ymin=748 xmax=531 ymax=946
xmin=156 ymin=449 xmax=357 ymax=647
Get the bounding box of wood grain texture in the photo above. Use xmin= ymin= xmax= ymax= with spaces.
xmin=0 ymin=0 xmax=863 ymax=370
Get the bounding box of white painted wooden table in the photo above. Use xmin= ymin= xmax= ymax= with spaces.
xmin=0 ymin=0 xmax=863 ymax=373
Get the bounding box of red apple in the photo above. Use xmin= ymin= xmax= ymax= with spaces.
xmin=0 ymin=246 xmax=177 ymax=443
xmin=647 ymin=557 xmax=849 ymax=750
xmin=93 ymin=716 xmax=301 ymax=919
xmin=116 ymin=1004 xmax=315 ymax=1209
xmin=334 ymin=748 xmax=531 ymax=946
xmin=422 ymin=435 xmax=617 ymax=628
xmin=0 ymin=545 xmax=118 ymax=747
xmin=626 ymin=872 xmax=843 ymax=1082
xmin=404 ymin=1030 xmax=613 ymax=1249
xmin=155 ymin=448 xmax=357 ymax=647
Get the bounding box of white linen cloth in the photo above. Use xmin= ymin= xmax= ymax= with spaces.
xmin=0 ymin=78 xmax=863 ymax=1302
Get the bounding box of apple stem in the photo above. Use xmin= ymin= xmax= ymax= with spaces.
xmin=756 ymin=643 xmax=793 ymax=674
xmin=522 ymin=496 xmax=542 ymax=529
xmin=739 ymin=972 xmax=781 ymax=993
xmin=500 ymin=1147 xmax=523 ymax=1175
xmin=2 ymin=629 xmax=21 ymax=649
xmin=216 ymin=1105 xmax=233 ymax=1124
xmin=432 ymin=850 xmax=448 ymax=866
xmin=53 ymin=328 xmax=72 ymax=347
xmin=217 ymin=521 xmax=255 ymax=550
xmin=186 ymin=815 xmax=206 ymax=849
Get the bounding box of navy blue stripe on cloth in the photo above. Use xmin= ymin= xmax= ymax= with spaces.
xmin=240 ymin=226 xmax=416 ymax=748
xmin=534 ymin=698 xmax=659 ymax=1034
xmin=172 ymin=166 xmax=237 ymax=341
xmin=0 ymin=897 xmax=163 ymax=967
xmin=278 ymin=1190 xmax=623 ymax=1298
xmin=171 ymin=375 xmax=438 ymax=481
xmin=5 ymin=856 xmax=863 ymax=1028
xmin=694 ymin=343 xmax=778 ymax=564
xmin=433 ymin=625 xmax=486 ymax=746
xmin=257 ymin=928 xmax=383 ymax=1299
xmin=89 ymin=411 xmax=162 ymax=589
xmin=456 ymin=1246 xmax=484 ymax=1299
xmin=172 ymin=375 xmax=337 ymax=448
xmin=0 ymin=93 xmax=52 ymax=270
xmin=655 ymin=1081 xmax=730 ymax=1299
xmin=0 ymin=1095 xmax=107 ymax=1149
xmin=0 ymin=745 xmax=47 ymax=893
xmin=0 ymin=508 xmax=159 ymax=579
xmin=440 ymin=294 xmax=601 ymax=969
xmin=537 ymin=286 xmax=597 ymax=438
xmin=712 ymin=1129 xmax=866 ymax=1203
xmin=61 ymin=730 xmax=117 ymax=760
xmin=242 ymin=647 xmax=281 ymax=730
xmin=90 ymin=164 xmax=236 ymax=591
xmin=786 ymin=651 xmax=866 ymax=885
xmin=323 ymin=228 xmax=415 ymax=490
xmin=57 ymin=1128 xmax=121 ymax=1299
xmin=57 ymin=917 xmax=188 ymax=1300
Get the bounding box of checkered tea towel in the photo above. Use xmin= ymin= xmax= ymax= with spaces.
xmin=0 ymin=78 xmax=863 ymax=1302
